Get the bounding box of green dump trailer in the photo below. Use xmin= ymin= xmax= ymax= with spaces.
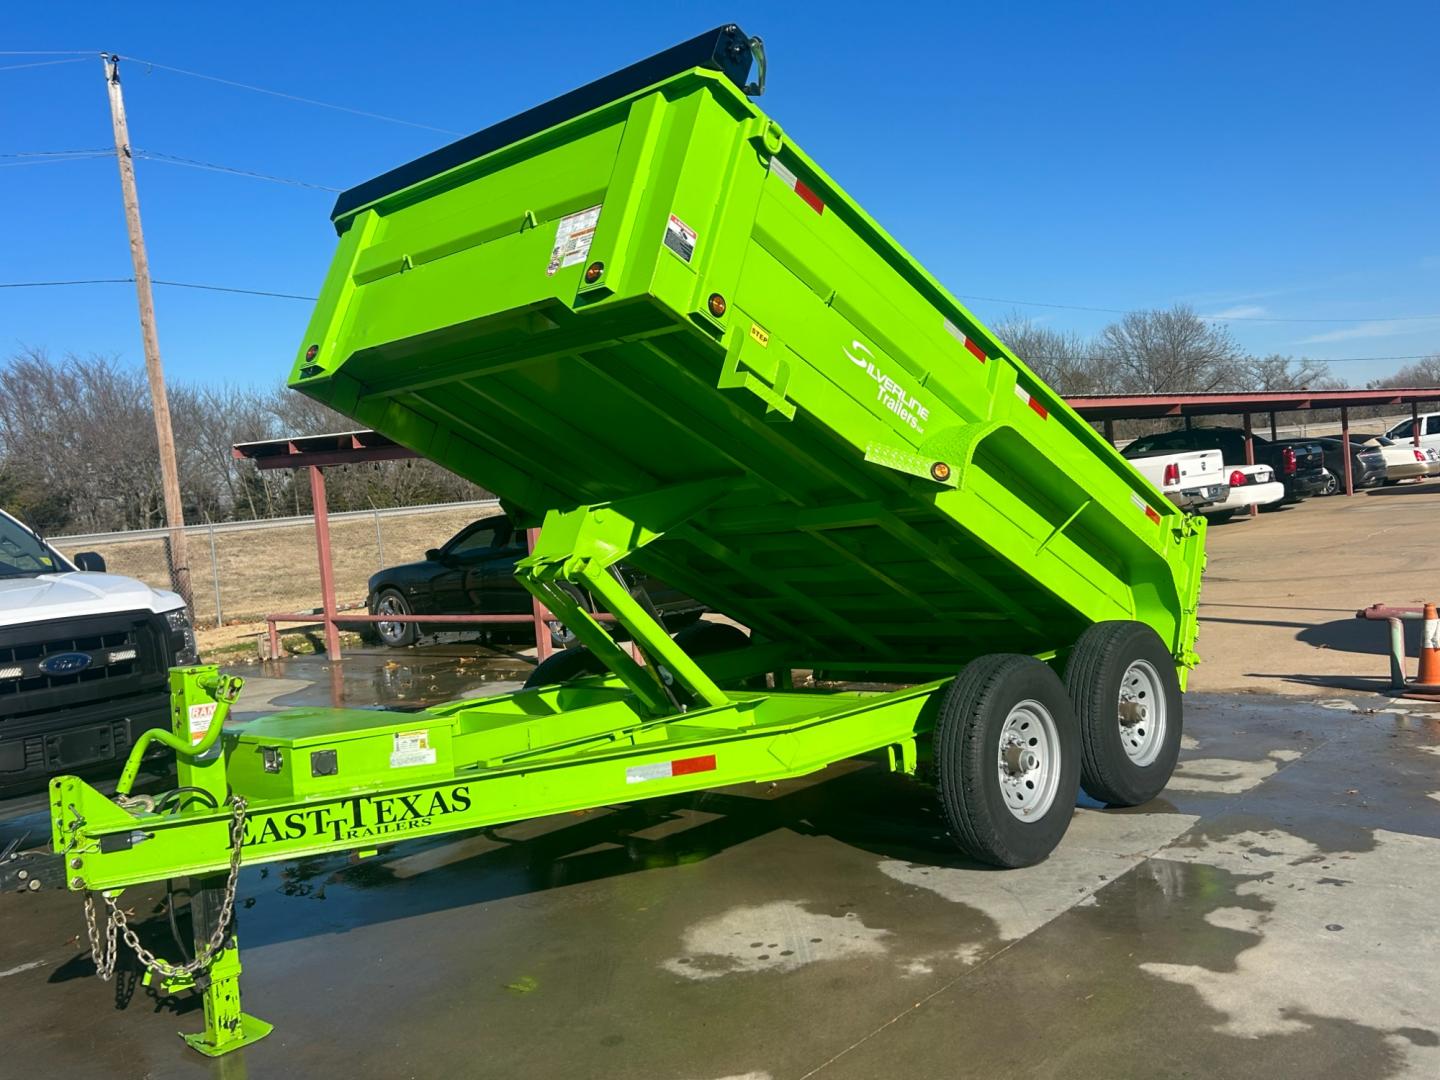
xmin=42 ymin=25 xmax=1204 ymax=1055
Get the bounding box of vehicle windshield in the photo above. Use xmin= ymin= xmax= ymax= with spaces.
xmin=0 ymin=514 xmax=64 ymax=577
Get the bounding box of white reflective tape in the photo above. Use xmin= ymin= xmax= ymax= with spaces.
xmin=942 ymin=318 xmax=965 ymax=342
xmin=768 ymin=157 xmax=798 ymax=189
xmin=1425 ymin=618 xmax=1440 ymax=650
xmin=1013 ymin=383 xmax=1030 ymax=404
xmin=626 ymin=761 xmax=674 ymax=784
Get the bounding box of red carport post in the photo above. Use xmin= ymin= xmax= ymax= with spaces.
xmin=309 ymin=465 xmax=342 ymax=659
xmin=527 ymin=527 xmax=554 ymax=664
xmin=1413 ymin=401 xmax=1421 ymax=447
xmin=1341 ymin=406 xmax=1353 ymax=496
xmin=1243 ymin=413 xmax=1257 ymax=518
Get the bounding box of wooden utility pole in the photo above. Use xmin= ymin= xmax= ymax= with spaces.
xmin=102 ymin=53 xmax=193 ymax=608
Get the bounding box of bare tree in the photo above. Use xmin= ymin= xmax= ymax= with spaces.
xmin=1097 ymin=305 xmax=1247 ymax=395
xmin=991 ymin=314 xmax=1104 ymax=395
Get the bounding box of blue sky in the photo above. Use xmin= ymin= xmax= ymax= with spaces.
xmin=4 ymin=1 xmax=1437 ymax=388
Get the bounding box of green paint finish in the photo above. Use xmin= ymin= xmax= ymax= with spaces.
xmin=290 ymin=63 xmax=1204 ymax=680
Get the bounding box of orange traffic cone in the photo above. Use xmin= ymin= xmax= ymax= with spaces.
xmin=1416 ymin=603 xmax=1440 ymax=686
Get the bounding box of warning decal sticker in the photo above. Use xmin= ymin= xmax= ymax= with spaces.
xmin=391 ymin=729 xmax=437 ymax=769
xmin=663 ymin=213 xmax=697 ymax=263
xmin=187 ymin=702 xmax=217 ymax=744
xmin=546 ymin=204 xmax=602 ymax=276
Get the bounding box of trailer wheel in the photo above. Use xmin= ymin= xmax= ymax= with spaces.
xmin=935 ymin=654 xmax=1080 ymax=868
xmin=523 ymin=647 xmax=606 ymax=688
xmin=1063 ymin=621 xmax=1182 ymax=807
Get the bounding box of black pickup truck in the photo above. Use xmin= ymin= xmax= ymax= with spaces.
xmin=1122 ymin=427 xmax=1327 ymax=505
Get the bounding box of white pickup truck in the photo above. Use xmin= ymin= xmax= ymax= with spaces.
xmin=1122 ymin=448 xmax=1229 ymax=511
xmin=0 ymin=506 xmax=197 ymax=790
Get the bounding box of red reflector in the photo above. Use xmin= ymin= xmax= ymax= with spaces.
xmin=963 ymin=337 xmax=987 ymax=362
xmin=1163 ymin=462 xmax=1180 ymax=486
xmin=1027 ymin=398 xmax=1048 ymax=419
xmin=1145 ymin=506 xmax=1162 ymax=524
xmin=671 ymin=754 xmax=717 ymax=777
xmin=793 ymin=179 xmax=825 ymax=214
xmin=1229 ymin=470 xmax=1247 ymax=487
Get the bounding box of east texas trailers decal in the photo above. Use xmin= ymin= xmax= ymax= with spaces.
xmin=242 ymin=786 xmax=473 ymax=847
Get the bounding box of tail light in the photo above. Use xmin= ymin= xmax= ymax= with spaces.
xmin=1163 ymin=462 xmax=1180 ymax=486
xmin=1229 ymin=470 xmax=1248 ymax=487
xmin=1281 ymin=447 xmax=1297 ymax=475
xmin=1416 ymin=450 xmax=1427 ymax=463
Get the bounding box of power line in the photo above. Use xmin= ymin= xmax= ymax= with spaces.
xmin=0 ymin=280 xmax=1429 ymax=363
xmin=116 ymin=54 xmax=463 ymax=136
xmin=959 ymin=293 xmax=1440 ymax=324
xmin=0 ymin=149 xmax=112 ymax=167
xmin=0 ymin=148 xmax=114 ymax=157
xmin=0 ymin=57 xmax=89 ymax=72
xmin=0 ymin=50 xmax=97 ymax=56
xmin=1022 ymin=353 xmax=1432 ymax=365
xmin=0 ymin=278 xmax=317 ymax=301
xmin=133 ymin=149 xmax=339 ymax=191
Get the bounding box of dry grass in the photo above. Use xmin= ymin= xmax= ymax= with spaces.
xmin=49 ymin=505 xmax=486 ymax=627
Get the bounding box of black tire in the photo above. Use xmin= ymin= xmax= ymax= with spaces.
xmin=1205 ymin=509 xmax=1236 ymax=524
xmin=672 ymin=620 xmax=765 ymax=692
xmin=371 ymin=588 xmax=417 ymax=648
xmin=523 ymin=646 xmax=606 ymax=689
xmin=934 ymin=654 xmax=1081 ymax=868
xmin=672 ymin=621 xmax=750 ymax=655
xmin=1063 ymin=621 xmax=1183 ymax=807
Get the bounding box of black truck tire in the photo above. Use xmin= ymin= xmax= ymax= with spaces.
xmin=934 ymin=654 xmax=1080 ymax=868
xmin=523 ymin=647 xmax=606 ymax=688
xmin=1063 ymin=621 xmax=1183 ymax=807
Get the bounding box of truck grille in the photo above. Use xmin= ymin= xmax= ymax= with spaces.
xmin=0 ymin=611 xmax=169 ymax=722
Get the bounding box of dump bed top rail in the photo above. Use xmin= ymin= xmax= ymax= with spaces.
xmin=331 ymin=24 xmax=757 ymax=223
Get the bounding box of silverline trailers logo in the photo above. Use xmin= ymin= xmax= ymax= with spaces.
xmin=844 ymin=340 xmax=929 ymax=435
xmin=242 ymin=785 xmax=473 ymax=847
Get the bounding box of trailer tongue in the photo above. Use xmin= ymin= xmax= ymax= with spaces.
xmin=45 ymin=25 xmax=1204 ymax=1055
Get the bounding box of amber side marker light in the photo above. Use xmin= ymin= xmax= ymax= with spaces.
xmin=930 ymin=461 xmax=952 ymax=482
xmin=584 ymin=262 xmax=605 ymax=283
xmin=707 ymin=293 xmax=727 ymax=317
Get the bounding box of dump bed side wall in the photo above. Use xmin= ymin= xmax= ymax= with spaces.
xmin=292 ymin=69 xmax=1205 ymax=677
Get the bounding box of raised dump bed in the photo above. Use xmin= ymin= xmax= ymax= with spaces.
xmin=43 ymin=26 xmax=1204 ymax=1056
xmin=293 ymin=26 xmax=1203 ymax=679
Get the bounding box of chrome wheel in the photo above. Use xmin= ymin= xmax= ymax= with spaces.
xmin=1118 ymin=659 xmax=1166 ymax=766
xmin=375 ymin=592 xmax=409 ymax=646
xmin=997 ymin=699 xmax=1062 ymax=821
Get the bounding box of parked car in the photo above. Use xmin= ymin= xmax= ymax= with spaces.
xmin=0 ymin=507 xmax=197 ymax=790
xmin=1200 ymin=464 xmax=1285 ymax=521
xmin=1118 ymin=447 xmax=1229 ymax=511
xmin=1122 ymin=427 xmax=1327 ymax=505
xmin=1383 ymin=413 xmax=1440 ymax=450
xmin=364 ymin=513 xmax=703 ymax=647
xmin=1308 ymin=437 xmax=1387 ymax=493
xmin=1350 ymin=434 xmax=1431 ymax=483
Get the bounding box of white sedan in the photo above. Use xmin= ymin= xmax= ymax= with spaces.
xmin=1356 ymin=435 xmax=1432 ymax=482
xmin=1200 ymin=464 xmax=1285 ymax=522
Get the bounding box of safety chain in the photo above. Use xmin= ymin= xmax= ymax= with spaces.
xmin=85 ymin=796 xmax=248 ymax=982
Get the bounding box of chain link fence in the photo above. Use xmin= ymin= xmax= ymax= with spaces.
xmin=48 ymin=500 xmax=499 ymax=627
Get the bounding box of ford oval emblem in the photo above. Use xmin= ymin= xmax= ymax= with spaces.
xmin=39 ymin=651 xmax=93 ymax=676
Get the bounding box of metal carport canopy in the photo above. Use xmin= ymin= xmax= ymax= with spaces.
xmin=1064 ymin=387 xmax=1440 ymax=420
xmin=1064 ymin=386 xmax=1440 ymax=503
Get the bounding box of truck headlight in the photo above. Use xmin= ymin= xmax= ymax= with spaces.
xmin=166 ymin=608 xmax=200 ymax=665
